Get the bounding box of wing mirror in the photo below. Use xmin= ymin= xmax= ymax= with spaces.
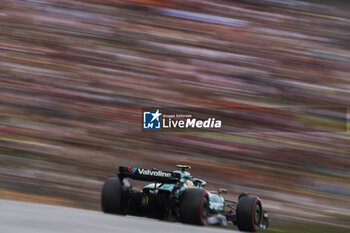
xmin=193 ymin=178 xmax=206 ymax=187
xmin=218 ymin=189 xmax=227 ymax=194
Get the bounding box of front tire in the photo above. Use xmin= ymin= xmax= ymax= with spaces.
xmin=179 ymin=188 xmax=209 ymax=225
xmin=101 ymin=177 xmax=124 ymax=214
xmin=236 ymin=196 xmax=262 ymax=232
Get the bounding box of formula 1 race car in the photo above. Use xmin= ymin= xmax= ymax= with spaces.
xmin=101 ymin=165 xmax=270 ymax=232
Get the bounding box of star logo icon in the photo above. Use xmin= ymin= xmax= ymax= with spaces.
xmin=143 ymin=109 xmax=162 ymax=129
xmin=151 ymin=109 xmax=162 ymax=122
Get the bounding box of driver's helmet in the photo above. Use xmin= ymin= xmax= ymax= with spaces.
xmin=185 ymin=180 xmax=195 ymax=187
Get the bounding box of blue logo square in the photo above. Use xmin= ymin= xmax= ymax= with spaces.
xmin=143 ymin=109 xmax=162 ymax=129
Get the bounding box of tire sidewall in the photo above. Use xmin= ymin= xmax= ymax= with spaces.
xmin=236 ymin=196 xmax=262 ymax=232
xmin=101 ymin=177 xmax=124 ymax=214
xmin=179 ymin=188 xmax=209 ymax=225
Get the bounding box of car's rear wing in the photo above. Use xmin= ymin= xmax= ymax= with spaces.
xmin=118 ymin=166 xmax=181 ymax=184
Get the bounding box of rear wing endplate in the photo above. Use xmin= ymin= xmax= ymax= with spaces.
xmin=118 ymin=166 xmax=181 ymax=184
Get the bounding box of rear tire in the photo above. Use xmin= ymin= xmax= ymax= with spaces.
xmin=236 ymin=196 xmax=262 ymax=232
xmin=101 ymin=177 xmax=124 ymax=214
xmin=179 ymin=188 xmax=209 ymax=225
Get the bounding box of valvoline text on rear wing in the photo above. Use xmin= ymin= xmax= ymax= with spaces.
xmin=118 ymin=166 xmax=181 ymax=183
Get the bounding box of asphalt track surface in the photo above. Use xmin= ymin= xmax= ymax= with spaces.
xmin=0 ymin=199 xmax=238 ymax=233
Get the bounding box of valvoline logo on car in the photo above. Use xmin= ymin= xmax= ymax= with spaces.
xmin=128 ymin=168 xmax=137 ymax=174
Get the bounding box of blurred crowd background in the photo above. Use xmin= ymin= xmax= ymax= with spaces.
xmin=0 ymin=0 xmax=350 ymax=232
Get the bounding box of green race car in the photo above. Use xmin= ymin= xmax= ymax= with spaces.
xmin=101 ymin=165 xmax=270 ymax=232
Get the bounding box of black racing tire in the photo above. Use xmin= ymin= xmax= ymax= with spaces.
xmin=101 ymin=177 xmax=124 ymax=214
xmin=179 ymin=188 xmax=209 ymax=225
xmin=238 ymin=193 xmax=248 ymax=200
xmin=236 ymin=196 xmax=262 ymax=232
